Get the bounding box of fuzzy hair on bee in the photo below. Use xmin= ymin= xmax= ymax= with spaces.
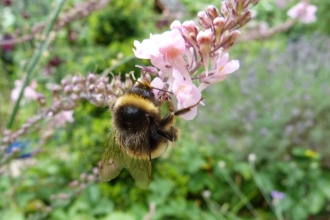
xmin=100 ymin=79 xmax=202 ymax=189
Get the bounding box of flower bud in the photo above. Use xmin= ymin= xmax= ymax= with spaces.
xmin=88 ymin=84 xmax=96 ymax=93
xmin=71 ymin=76 xmax=81 ymax=85
xmin=63 ymin=84 xmax=73 ymax=95
xmin=49 ymin=84 xmax=62 ymax=95
xmin=197 ymin=30 xmax=213 ymax=76
xmin=59 ymin=193 xmax=68 ymax=200
xmin=61 ymin=78 xmax=70 ymax=87
xmin=182 ymin=20 xmax=198 ymax=36
xmin=72 ymin=85 xmax=82 ymax=94
xmin=99 ymin=76 xmax=109 ymax=85
xmin=251 ymin=0 xmax=259 ymax=6
xmin=96 ymin=82 xmax=105 ymax=93
xmin=221 ymin=30 xmax=241 ymax=52
xmin=221 ymin=2 xmax=229 ymax=17
xmin=125 ymin=74 xmax=133 ymax=88
xmin=87 ymin=174 xmax=95 ymax=182
xmin=36 ymin=94 xmax=46 ymax=106
xmin=70 ymin=93 xmax=80 ymax=102
xmin=80 ymin=184 xmax=86 ymax=190
xmin=213 ymin=17 xmax=226 ymax=45
xmin=86 ymin=73 xmax=96 ymax=84
xmin=207 ymin=5 xmax=220 ymax=20
xmin=80 ymin=173 xmax=87 ymax=181
xmin=53 ymin=101 xmax=62 ymax=112
xmin=198 ymin=11 xmax=212 ymax=29
xmin=92 ymin=167 xmax=99 ymax=175
xmin=69 ymin=180 xmax=79 ymax=188
xmin=50 ymin=194 xmax=57 ymax=201
xmin=45 ymin=206 xmax=52 ymax=213
xmin=94 ymin=94 xmax=104 ymax=106
xmin=238 ymin=11 xmax=252 ymax=27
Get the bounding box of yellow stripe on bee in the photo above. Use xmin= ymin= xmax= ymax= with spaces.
xmin=115 ymin=94 xmax=159 ymax=114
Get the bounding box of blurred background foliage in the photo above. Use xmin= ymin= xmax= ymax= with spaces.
xmin=1 ymin=0 xmax=330 ymax=219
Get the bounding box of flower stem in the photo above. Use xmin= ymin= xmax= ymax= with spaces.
xmin=219 ymin=165 xmax=262 ymax=219
xmin=6 ymin=0 xmax=66 ymax=129
xmin=249 ymin=159 xmax=284 ymax=220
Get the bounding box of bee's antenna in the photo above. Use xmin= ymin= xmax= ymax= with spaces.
xmin=152 ymin=87 xmax=173 ymax=95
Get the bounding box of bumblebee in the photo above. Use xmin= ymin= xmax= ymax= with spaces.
xmin=100 ymin=79 xmax=202 ymax=188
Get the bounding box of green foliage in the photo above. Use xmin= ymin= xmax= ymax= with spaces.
xmin=88 ymin=0 xmax=154 ymax=45
xmin=309 ymin=0 xmax=330 ymax=35
xmin=181 ymin=33 xmax=330 ymax=219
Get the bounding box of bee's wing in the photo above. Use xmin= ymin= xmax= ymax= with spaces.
xmin=127 ymin=155 xmax=151 ymax=189
xmin=100 ymin=130 xmax=129 ymax=181
xmin=122 ymin=134 xmax=152 ymax=189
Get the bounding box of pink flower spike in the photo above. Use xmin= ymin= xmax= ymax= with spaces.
xmin=172 ymin=69 xmax=202 ymax=120
xmin=198 ymin=53 xmax=240 ymax=91
xmin=287 ymin=2 xmax=317 ymax=23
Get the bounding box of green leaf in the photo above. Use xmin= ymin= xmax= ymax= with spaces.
xmin=233 ymin=162 xmax=252 ymax=180
xmin=103 ymin=212 xmax=136 ymax=220
xmin=68 ymin=199 xmax=90 ymax=217
xmin=92 ymin=198 xmax=114 ymax=215
xmin=148 ymin=178 xmax=174 ymax=204
xmin=51 ymin=208 xmax=68 ymax=220
xmin=291 ymin=203 xmax=309 ymax=220
xmin=87 ymin=185 xmax=101 ymax=205
xmin=307 ymin=190 xmax=325 ymax=214
xmin=17 ymin=192 xmax=35 ymax=209
xmin=317 ymin=176 xmax=330 ymax=200
xmin=2 ymin=208 xmax=24 ymax=220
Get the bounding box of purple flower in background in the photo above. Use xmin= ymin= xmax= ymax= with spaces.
xmin=1 ymin=33 xmax=14 ymax=52
xmin=7 ymin=141 xmax=32 ymax=159
xmin=2 ymin=0 xmax=12 ymax=6
xmin=271 ymin=190 xmax=286 ymax=200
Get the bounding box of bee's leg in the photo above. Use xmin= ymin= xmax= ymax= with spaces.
xmin=160 ymin=97 xmax=203 ymax=127
xmin=158 ymin=97 xmax=203 ymax=141
xmin=158 ymin=100 xmax=177 ymax=141
xmin=173 ymin=97 xmax=203 ymax=116
xmin=159 ymin=99 xmax=176 ymax=127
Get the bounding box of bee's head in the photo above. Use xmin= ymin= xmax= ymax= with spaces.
xmin=128 ymin=80 xmax=155 ymax=101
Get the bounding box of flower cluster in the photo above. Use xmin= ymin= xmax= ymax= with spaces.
xmin=1 ymin=73 xmax=132 ymax=149
xmin=134 ymin=0 xmax=258 ymax=120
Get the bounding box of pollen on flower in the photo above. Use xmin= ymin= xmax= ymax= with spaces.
xmin=166 ymin=47 xmax=182 ymax=59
